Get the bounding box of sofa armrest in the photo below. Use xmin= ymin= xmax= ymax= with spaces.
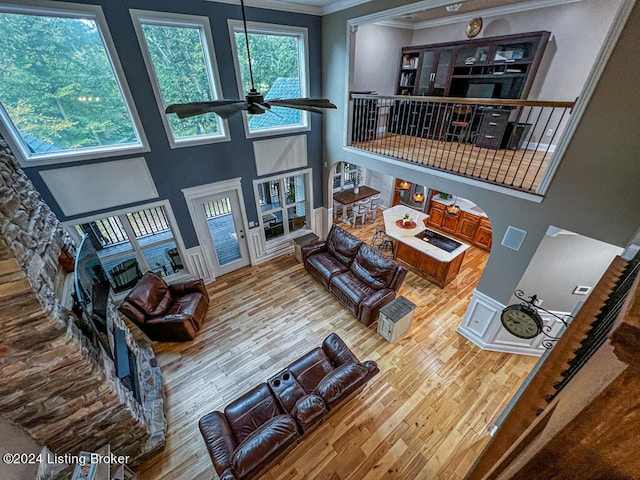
xmin=199 ymin=411 xmax=238 ymax=477
xmin=119 ymin=300 xmax=145 ymax=325
xmin=169 ymin=278 xmax=208 ymax=298
xmin=359 ymin=288 xmax=396 ymax=326
xmin=322 ymin=333 xmax=359 ymax=367
xmin=388 ymin=265 xmax=408 ymax=292
xmin=300 ymin=240 xmax=327 ymax=265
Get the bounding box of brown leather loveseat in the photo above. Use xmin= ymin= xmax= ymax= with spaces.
xmin=118 ymin=272 xmax=209 ymax=341
xmin=199 ymin=333 xmax=379 ymax=480
xmin=301 ymin=225 xmax=407 ymax=326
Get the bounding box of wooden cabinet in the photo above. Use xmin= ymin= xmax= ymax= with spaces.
xmin=456 ymin=212 xmax=478 ymax=242
xmin=396 ymin=31 xmax=550 ymax=99
xmin=427 ymin=201 xmax=445 ymax=227
xmin=427 ymin=199 xmax=493 ymax=252
xmin=475 ymin=108 xmax=511 ymax=150
xmin=473 ymin=217 xmax=493 ymax=250
xmin=440 ymin=212 xmax=459 ymax=234
xmin=395 ymin=241 xmax=465 ymax=288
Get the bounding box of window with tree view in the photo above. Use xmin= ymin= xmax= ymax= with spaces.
xmin=232 ymin=23 xmax=308 ymax=133
xmin=133 ymin=12 xmax=227 ymax=145
xmin=0 ymin=4 xmax=144 ymax=162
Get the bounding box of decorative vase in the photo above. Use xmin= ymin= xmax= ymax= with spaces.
xmin=354 ymin=186 xmax=360 ymax=194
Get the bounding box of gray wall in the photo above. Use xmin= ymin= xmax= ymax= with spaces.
xmin=512 ymin=230 xmax=623 ymax=312
xmin=19 ymin=0 xmax=324 ymax=249
xmin=322 ymin=0 xmax=640 ymax=305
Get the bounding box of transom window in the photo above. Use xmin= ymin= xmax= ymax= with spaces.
xmin=254 ymin=170 xmax=311 ymax=243
xmin=131 ymin=11 xmax=229 ymax=147
xmin=0 ymin=2 xmax=146 ymax=165
xmin=73 ymin=204 xmax=186 ymax=293
xmin=229 ymin=21 xmax=309 ymax=136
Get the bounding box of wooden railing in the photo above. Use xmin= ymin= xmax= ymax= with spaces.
xmin=349 ymin=95 xmax=575 ymax=194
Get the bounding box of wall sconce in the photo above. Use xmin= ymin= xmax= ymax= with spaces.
xmin=399 ymin=180 xmax=410 ymax=190
xmin=413 ymin=191 xmax=425 ymax=202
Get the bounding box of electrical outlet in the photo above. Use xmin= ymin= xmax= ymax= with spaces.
xmin=546 ymin=128 xmax=554 ymax=137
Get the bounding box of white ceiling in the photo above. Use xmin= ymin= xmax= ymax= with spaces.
xmin=215 ymin=0 xmax=583 ymax=24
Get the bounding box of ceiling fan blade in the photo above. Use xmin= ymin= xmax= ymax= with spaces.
xmin=165 ymin=100 xmax=248 ymax=119
xmin=268 ymin=98 xmax=338 ymax=113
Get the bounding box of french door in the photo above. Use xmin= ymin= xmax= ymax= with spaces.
xmin=187 ymin=186 xmax=250 ymax=278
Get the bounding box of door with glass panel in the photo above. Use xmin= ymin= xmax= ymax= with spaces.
xmin=197 ymin=190 xmax=249 ymax=277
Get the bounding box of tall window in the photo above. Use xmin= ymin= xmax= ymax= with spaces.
xmin=255 ymin=170 xmax=311 ymax=242
xmin=131 ymin=11 xmax=228 ymax=147
xmin=230 ymin=21 xmax=309 ymax=136
xmin=0 ymin=2 xmax=146 ymax=165
xmin=73 ymin=204 xmax=185 ymax=293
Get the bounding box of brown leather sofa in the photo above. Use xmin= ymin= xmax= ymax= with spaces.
xmin=118 ymin=272 xmax=209 ymax=341
xmin=301 ymin=225 xmax=407 ymax=326
xmin=199 ymin=333 xmax=379 ymax=480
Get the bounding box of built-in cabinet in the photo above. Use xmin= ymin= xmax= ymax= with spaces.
xmin=395 ymin=241 xmax=465 ymax=288
xmin=427 ymin=199 xmax=493 ymax=251
xmin=396 ymin=31 xmax=550 ymax=99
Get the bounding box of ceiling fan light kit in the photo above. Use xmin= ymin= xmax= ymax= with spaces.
xmin=165 ymin=0 xmax=336 ymax=120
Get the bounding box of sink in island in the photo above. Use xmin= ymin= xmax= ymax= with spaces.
xmin=383 ymin=205 xmax=469 ymax=288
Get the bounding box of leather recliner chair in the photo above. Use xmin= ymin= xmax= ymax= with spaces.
xmin=118 ymin=272 xmax=209 ymax=341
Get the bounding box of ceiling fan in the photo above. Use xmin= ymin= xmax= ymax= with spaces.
xmin=165 ymin=0 xmax=337 ymax=120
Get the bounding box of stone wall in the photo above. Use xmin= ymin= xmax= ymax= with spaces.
xmin=0 ymin=140 xmax=164 ymax=467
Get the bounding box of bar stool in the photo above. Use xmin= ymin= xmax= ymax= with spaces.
xmin=372 ymin=227 xmax=395 ymax=257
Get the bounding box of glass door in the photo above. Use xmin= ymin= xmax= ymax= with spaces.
xmin=198 ymin=190 xmax=250 ymax=276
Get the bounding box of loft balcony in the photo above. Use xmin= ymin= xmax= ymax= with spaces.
xmin=348 ymin=94 xmax=575 ymax=195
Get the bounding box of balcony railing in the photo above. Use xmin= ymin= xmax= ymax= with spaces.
xmin=349 ymin=95 xmax=575 ymax=194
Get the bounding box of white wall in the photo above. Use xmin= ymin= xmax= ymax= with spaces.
xmin=352 ymin=23 xmax=413 ymax=95
xmin=410 ymin=0 xmax=622 ymax=100
xmin=512 ymin=229 xmax=623 ymax=312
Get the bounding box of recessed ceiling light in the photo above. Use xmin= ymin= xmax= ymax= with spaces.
xmin=446 ymin=3 xmax=462 ymax=12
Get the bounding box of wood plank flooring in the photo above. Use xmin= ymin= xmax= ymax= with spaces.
xmin=353 ymin=133 xmax=551 ymax=192
xmin=135 ymin=215 xmax=537 ymax=480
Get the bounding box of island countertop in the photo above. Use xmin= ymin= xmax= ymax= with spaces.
xmin=383 ymin=205 xmax=470 ymax=263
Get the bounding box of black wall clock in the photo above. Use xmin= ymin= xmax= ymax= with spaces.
xmin=500 ymin=304 xmax=543 ymax=339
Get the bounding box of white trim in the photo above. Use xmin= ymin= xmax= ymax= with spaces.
xmin=185 ymin=246 xmax=213 ymax=283
xmin=129 ymin=9 xmax=231 ymax=148
xmin=227 ymin=19 xmax=311 ymax=138
xmin=204 ymin=0 xmax=322 ymax=16
xmin=0 ymin=0 xmax=149 ymax=166
xmin=182 ymin=178 xmax=252 ymax=278
xmin=457 ymin=289 xmax=571 ymax=356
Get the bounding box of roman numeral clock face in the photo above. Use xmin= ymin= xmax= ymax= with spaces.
xmin=500 ymin=305 xmax=543 ymax=339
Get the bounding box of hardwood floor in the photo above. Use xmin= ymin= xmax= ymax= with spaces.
xmin=136 ymin=215 xmax=537 ymax=480
xmin=353 ymin=133 xmax=551 ymax=192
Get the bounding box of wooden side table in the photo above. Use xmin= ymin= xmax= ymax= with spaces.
xmin=377 ymin=296 xmax=416 ymax=342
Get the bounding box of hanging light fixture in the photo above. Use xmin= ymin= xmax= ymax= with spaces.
xmin=413 ymin=191 xmax=425 ymax=202
xmin=445 ymin=196 xmax=461 ymax=216
xmin=399 ymin=180 xmax=410 ymax=190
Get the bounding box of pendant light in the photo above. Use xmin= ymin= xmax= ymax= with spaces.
xmin=399 ymin=180 xmax=410 ymax=190
xmin=413 ymin=191 xmax=425 ymax=202
xmin=445 ymin=196 xmax=461 ymax=216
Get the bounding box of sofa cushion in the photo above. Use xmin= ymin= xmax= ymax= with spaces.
xmin=288 ymin=348 xmax=335 ymax=394
xmin=329 ymin=271 xmax=376 ymax=317
xmin=166 ymin=292 xmax=208 ymax=329
xmin=231 ymin=414 xmax=298 ymax=479
xmin=126 ymin=272 xmax=173 ymax=318
xmin=224 ymin=384 xmax=283 ymax=445
xmin=350 ymin=245 xmax=398 ymax=290
xmin=306 ymin=252 xmax=349 ymax=289
xmin=326 ymin=226 xmax=363 ymax=266
xmin=314 ymin=362 xmax=369 ymax=408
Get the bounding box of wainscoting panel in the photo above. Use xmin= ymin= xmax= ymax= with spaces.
xmin=186 ymin=246 xmax=213 ymax=283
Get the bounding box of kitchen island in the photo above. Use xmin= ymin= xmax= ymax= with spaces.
xmin=383 ymin=205 xmax=470 ymax=288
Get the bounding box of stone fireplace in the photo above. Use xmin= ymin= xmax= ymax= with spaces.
xmin=0 ymin=139 xmax=166 ymax=473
